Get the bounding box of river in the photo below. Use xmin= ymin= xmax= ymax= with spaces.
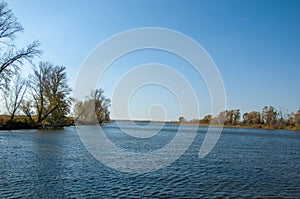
xmin=0 ymin=122 xmax=299 ymax=198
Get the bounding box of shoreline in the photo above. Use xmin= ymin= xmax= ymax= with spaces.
xmin=1 ymin=119 xmax=299 ymax=132
xmin=175 ymin=122 xmax=300 ymax=131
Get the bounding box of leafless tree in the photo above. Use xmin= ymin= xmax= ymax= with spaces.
xmin=0 ymin=1 xmax=41 ymax=90
xmin=0 ymin=1 xmax=23 ymax=42
xmin=3 ymin=74 xmax=27 ymax=128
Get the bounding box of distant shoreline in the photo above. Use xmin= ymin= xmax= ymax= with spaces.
xmin=1 ymin=117 xmax=300 ymax=132
xmin=109 ymin=120 xmax=300 ymax=132
xmin=173 ymin=122 xmax=300 ymax=131
xmin=111 ymin=120 xmax=300 ymax=131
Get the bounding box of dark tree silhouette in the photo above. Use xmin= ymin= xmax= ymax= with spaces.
xmin=3 ymin=74 xmax=27 ymax=128
xmin=0 ymin=1 xmax=40 ymax=90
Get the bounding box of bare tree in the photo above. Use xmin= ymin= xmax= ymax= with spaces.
xmin=0 ymin=41 xmax=40 ymax=74
xmin=277 ymin=106 xmax=288 ymax=127
xmin=3 ymin=74 xmax=27 ymax=128
xmin=0 ymin=1 xmax=41 ymax=90
xmin=0 ymin=1 xmax=23 ymax=42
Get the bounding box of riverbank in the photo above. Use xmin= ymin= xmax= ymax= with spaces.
xmin=1 ymin=115 xmax=300 ymax=132
xmin=175 ymin=122 xmax=300 ymax=131
xmin=0 ymin=115 xmax=74 ymax=130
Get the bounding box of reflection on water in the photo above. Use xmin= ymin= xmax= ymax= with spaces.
xmin=0 ymin=122 xmax=300 ymax=198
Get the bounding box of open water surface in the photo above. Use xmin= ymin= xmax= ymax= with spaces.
xmin=0 ymin=122 xmax=300 ymax=198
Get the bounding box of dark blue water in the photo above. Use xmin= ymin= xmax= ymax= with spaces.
xmin=0 ymin=122 xmax=300 ymax=198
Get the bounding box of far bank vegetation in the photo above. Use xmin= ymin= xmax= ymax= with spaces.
xmin=178 ymin=106 xmax=300 ymax=131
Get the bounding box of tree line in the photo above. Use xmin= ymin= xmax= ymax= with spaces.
xmin=0 ymin=1 xmax=110 ymax=129
xmin=178 ymin=106 xmax=300 ymax=130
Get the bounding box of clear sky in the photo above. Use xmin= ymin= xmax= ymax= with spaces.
xmin=6 ymin=0 xmax=300 ymax=120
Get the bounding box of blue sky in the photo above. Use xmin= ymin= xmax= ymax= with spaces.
xmin=6 ymin=0 xmax=300 ymax=120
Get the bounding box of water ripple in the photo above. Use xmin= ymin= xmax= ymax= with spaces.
xmin=0 ymin=123 xmax=300 ymax=198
